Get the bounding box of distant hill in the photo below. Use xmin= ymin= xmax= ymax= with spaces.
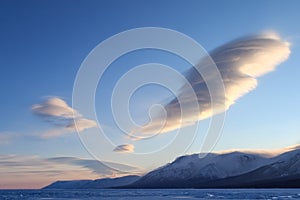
xmin=43 ymin=175 xmax=139 ymax=189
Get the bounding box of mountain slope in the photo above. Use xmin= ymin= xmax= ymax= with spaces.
xmin=128 ymin=151 xmax=272 ymax=188
xmin=80 ymin=175 xmax=139 ymax=189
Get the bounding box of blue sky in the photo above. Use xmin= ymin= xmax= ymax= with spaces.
xmin=0 ymin=0 xmax=300 ymax=188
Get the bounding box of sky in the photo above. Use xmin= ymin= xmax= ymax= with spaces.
xmin=0 ymin=0 xmax=300 ymax=189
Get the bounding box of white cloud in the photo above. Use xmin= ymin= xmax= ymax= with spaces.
xmin=134 ymin=32 xmax=290 ymax=136
xmin=32 ymin=97 xmax=97 ymax=138
xmin=113 ymin=144 xmax=135 ymax=153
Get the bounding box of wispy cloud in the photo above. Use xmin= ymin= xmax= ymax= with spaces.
xmin=134 ymin=32 xmax=290 ymax=136
xmin=0 ymin=133 xmax=13 ymax=145
xmin=32 ymin=97 xmax=97 ymax=138
xmin=66 ymin=118 xmax=97 ymax=132
xmin=0 ymin=155 xmax=141 ymax=189
xmin=0 ymin=132 xmax=20 ymax=145
xmin=113 ymin=144 xmax=135 ymax=153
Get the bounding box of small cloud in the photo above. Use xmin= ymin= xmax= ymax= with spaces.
xmin=113 ymin=144 xmax=135 ymax=153
xmin=32 ymin=97 xmax=97 ymax=138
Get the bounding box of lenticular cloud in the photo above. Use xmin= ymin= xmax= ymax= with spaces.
xmin=136 ymin=33 xmax=290 ymax=136
xmin=32 ymin=97 xmax=97 ymax=138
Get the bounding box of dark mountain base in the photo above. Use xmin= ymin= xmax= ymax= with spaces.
xmin=120 ymin=175 xmax=300 ymax=189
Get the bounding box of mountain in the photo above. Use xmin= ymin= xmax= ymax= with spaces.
xmin=126 ymin=147 xmax=300 ymax=188
xmin=44 ymin=146 xmax=300 ymax=189
xmin=43 ymin=175 xmax=139 ymax=189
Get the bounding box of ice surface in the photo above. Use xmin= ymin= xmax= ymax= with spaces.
xmin=0 ymin=189 xmax=300 ymax=200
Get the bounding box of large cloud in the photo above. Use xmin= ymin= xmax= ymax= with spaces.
xmin=32 ymin=97 xmax=97 ymax=138
xmin=134 ymin=33 xmax=290 ymax=136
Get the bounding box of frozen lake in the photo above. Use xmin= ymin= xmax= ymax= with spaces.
xmin=1 ymin=189 xmax=300 ymax=199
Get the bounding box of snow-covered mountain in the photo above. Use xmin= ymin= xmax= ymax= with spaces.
xmin=128 ymin=146 xmax=300 ymax=188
